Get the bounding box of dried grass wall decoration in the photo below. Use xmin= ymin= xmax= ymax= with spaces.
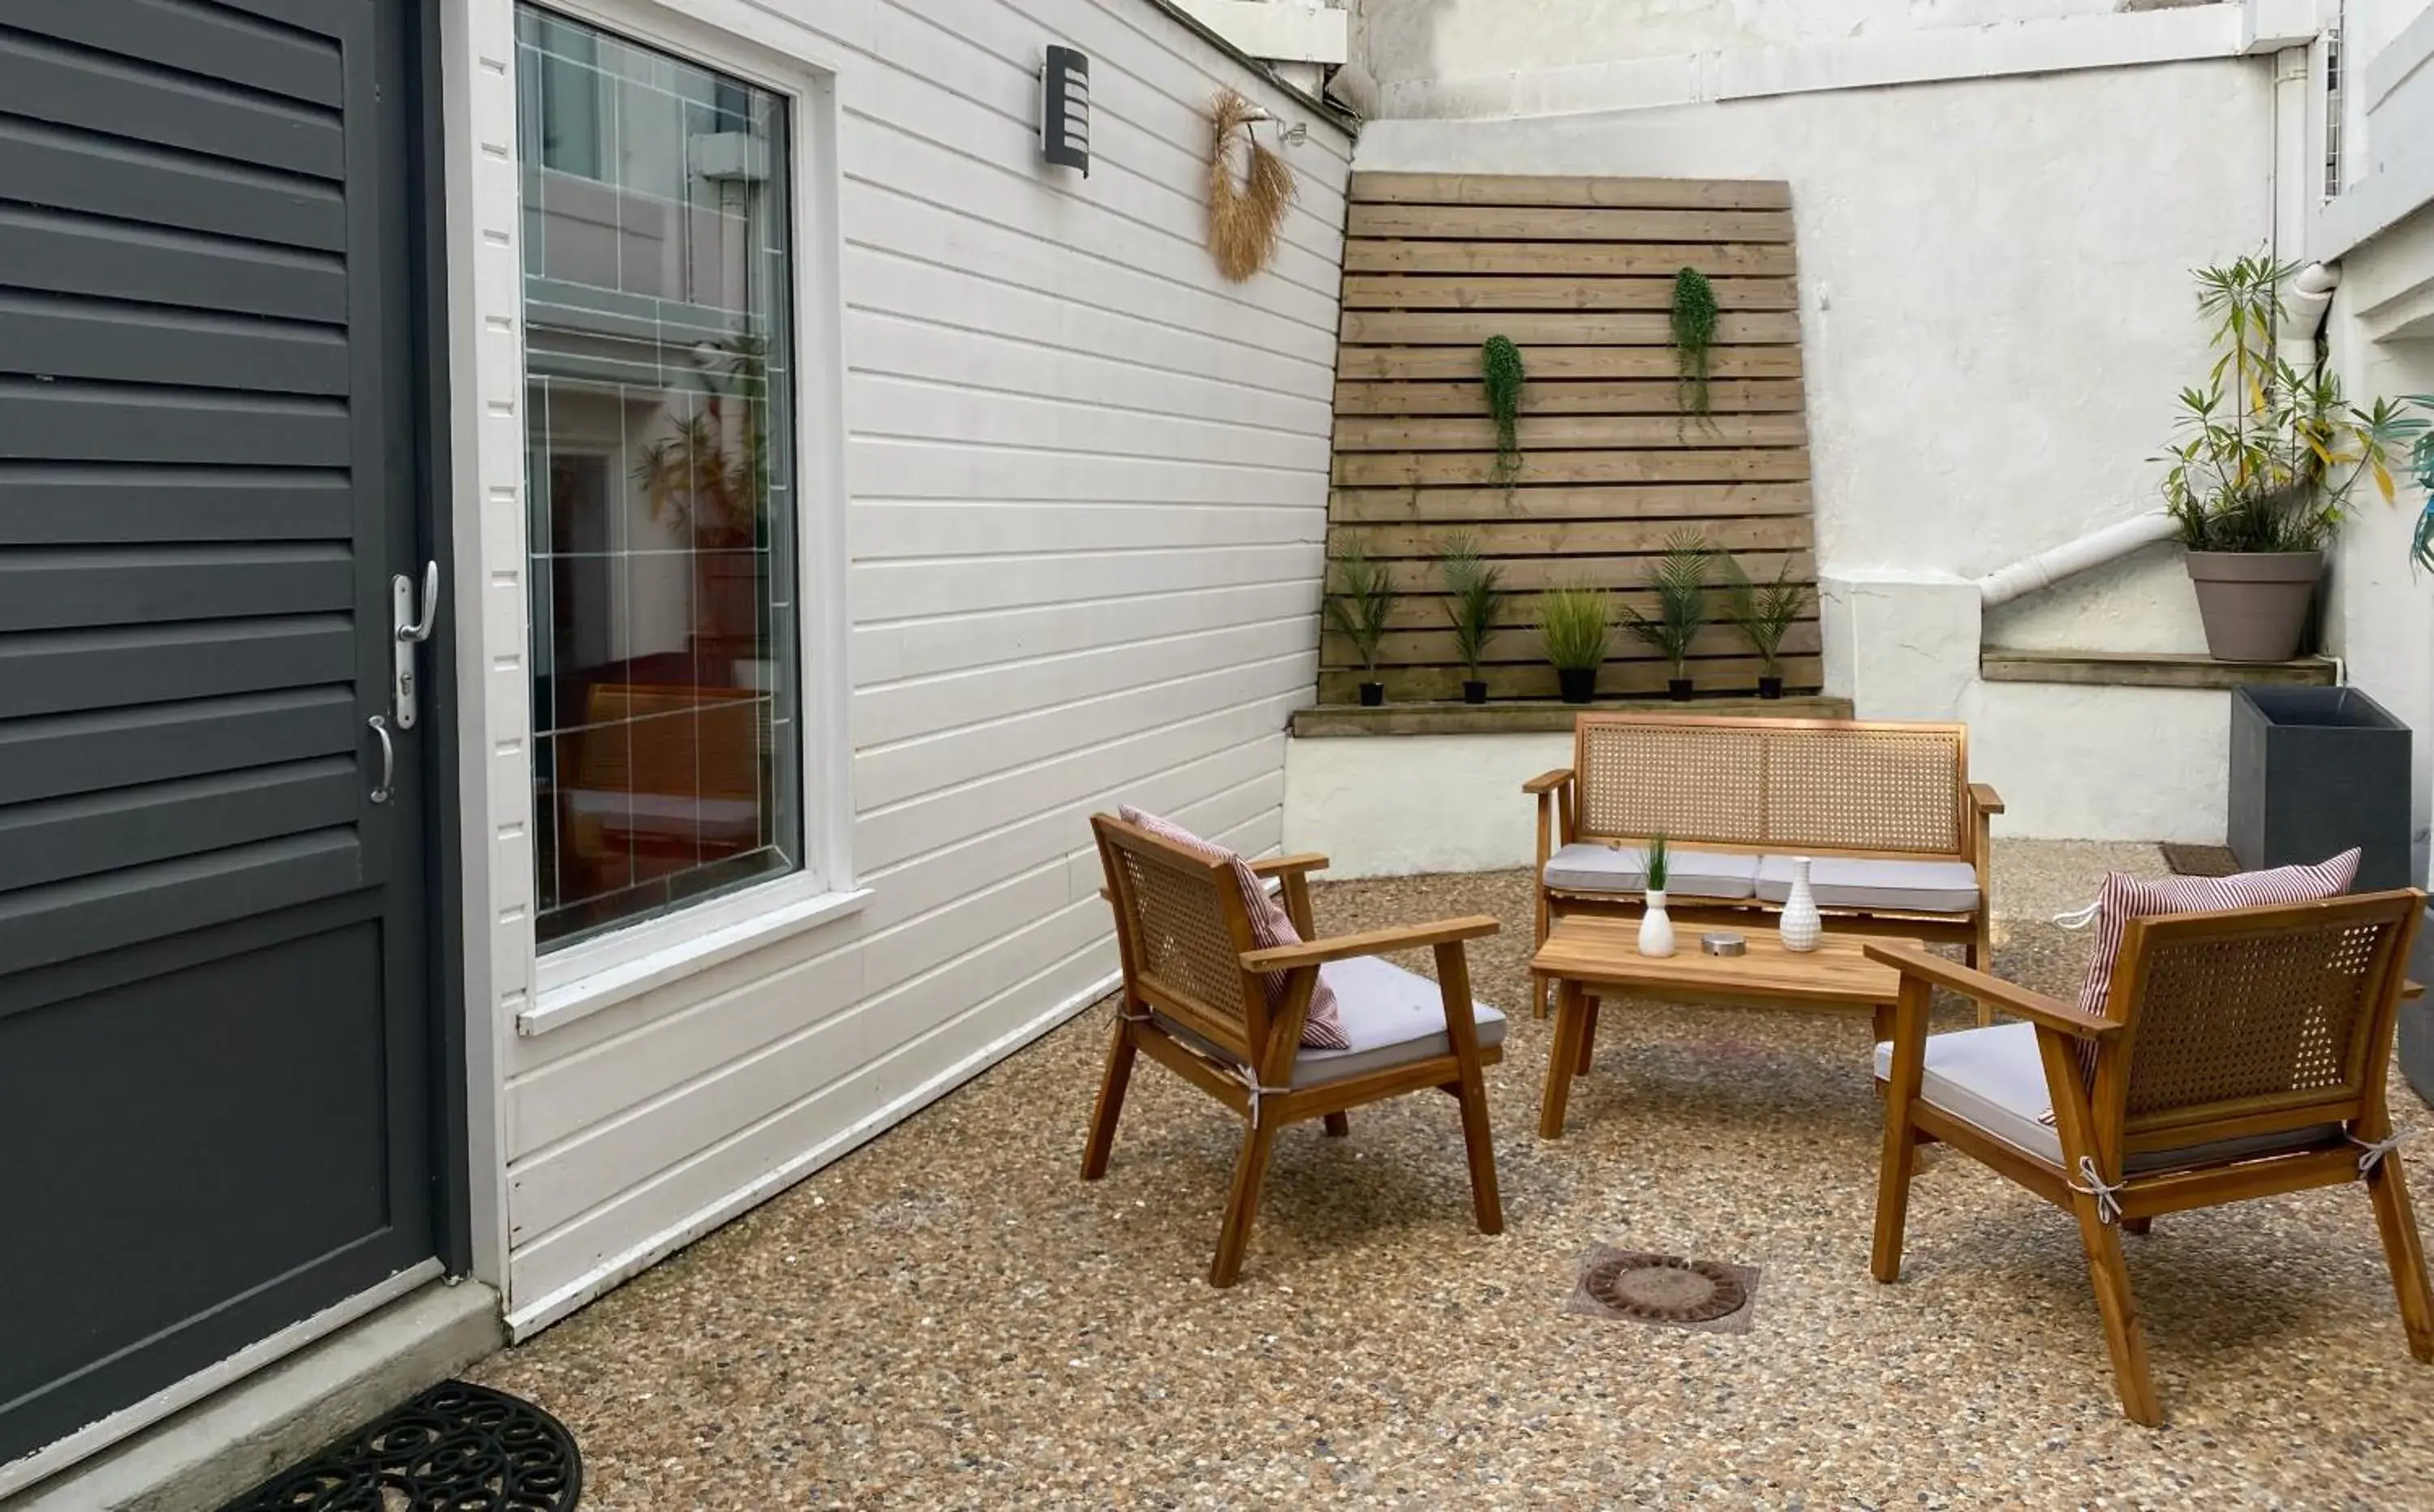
xmin=1206 ymin=88 xmax=1297 ymax=281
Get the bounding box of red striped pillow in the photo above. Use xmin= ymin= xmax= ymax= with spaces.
xmin=2074 ymin=848 xmax=2362 ymax=1015
xmin=1117 ymin=806 xmax=1348 ymax=1050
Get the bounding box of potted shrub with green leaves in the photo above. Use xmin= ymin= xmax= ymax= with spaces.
xmin=1439 ymin=531 xmax=1506 ymax=705
xmin=1671 ymin=268 xmax=1718 ymax=419
xmin=2161 ymin=256 xmax=2420 ymax=661
xmin=1537 ymin=585 xmax=1611 ymax=705
xmin=1325 ymin=547 xmax=1395 ymax=707
xmin=1722 ymin=555 xmax=1809 ymax=698
xmin=1623 ymin=530 xmax=1713 ymax=701
xmin=1481 ymin=335 xmax=1526 ymax=496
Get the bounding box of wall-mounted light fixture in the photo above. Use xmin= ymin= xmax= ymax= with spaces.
xmin=1235 ymin=104 xmax=1309 ymax=149
xmin=1042 ymin=45 xmax=1089 ymax=177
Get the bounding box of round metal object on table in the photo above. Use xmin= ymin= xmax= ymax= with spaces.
xmin=1700 ymin=932 xmax=1747 ymax=956
xmin=1583 ymin=1253 xmax=1747 ymax=1323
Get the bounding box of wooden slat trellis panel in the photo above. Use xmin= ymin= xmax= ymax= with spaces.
xmin=1323 ymin=172 xmax=1818 ymax=703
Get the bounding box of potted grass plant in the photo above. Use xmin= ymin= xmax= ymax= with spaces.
xmin=2161 ymin=256 xmax=2421 ymax=661
xmin=1722 ymin=555 xmax=1809 ymax=698
xmin=1636 ymin=832 xmax=1674 ymax=957
xmin=1440 ymin=531 xmax=1506 ymax=704
xmin=1537 ymin=585 xmax=1611 ymax=705
xmin=1623 ymin=531 xmax=1713 ymax=701
xmin=1325 ymin=547 xmax=1395 ymax=706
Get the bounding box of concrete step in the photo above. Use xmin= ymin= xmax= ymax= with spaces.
xmin=5 ymin=1278 xmax=503 ymax=1512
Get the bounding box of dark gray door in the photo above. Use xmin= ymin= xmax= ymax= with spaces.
xmin=0 ymin=0 xmax=439 ymax=1468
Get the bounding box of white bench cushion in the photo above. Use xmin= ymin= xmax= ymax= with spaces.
xmin=1871 ymin=1021 xmax=2339 ymax=1172
xmin=1758 ymin=854 xmax=1979 ymax=914
xmin=1542 ymin=843 xmax=1761 ymax=900
xmin=1159 ymin=953 xmax=1506 ymax=1089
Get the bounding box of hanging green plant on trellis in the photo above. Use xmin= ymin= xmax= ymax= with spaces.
xmin=1481 ymin=335 xmax=1525 ymax=492
xmin=1671 ymin=267 xmax=1718 ymax=417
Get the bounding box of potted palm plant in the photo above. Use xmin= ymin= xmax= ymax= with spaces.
xmin=1722 ymin=555 xmax=1809 ymax=698
xmin=1325 ymin=547 xmax=1395 ymax=706
xmin=1623 ymin=531 xmax=1712 ymax=700
xmin=2161 ymin=256 xmax=2420 ymax=662
xmin=1537 ymin=585 xmax=1611 ymax=705
xmin=1440 ymin=531 xmax=1506 ymax=704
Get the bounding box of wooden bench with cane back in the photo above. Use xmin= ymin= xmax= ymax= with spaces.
xmin=1525 ymin=713 xmax=2001 ymax=1016
xmin=1867 ymin=890 xmax=2433 ymax=1425
xmin=1083 ymin=814 xmax=1507 ymax=1287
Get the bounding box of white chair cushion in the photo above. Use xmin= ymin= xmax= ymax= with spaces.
xmin=1872 ymin=1021 xmax=2340 ymax=1172
xmin=1542 ymin=843 xmax=1760 ymax=900
xmin=1759 ymin=854 xmax=1979 ymax=914
xmin=1155 ymin=953 xmax=1506 ymax=1090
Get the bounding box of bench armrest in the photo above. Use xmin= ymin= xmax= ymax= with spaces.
xmin=1969 ymin=782 xmax=2006 ymax=817
xmin=1863 ymin=941 xmax=2118 ymax=1039
xmin=1523 ymin=767 xmax=1575 ymax=796
xmin=1242 ymin=915 xmax=1500 ymax=971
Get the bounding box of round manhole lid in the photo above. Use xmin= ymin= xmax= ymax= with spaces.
xmin=1584 ymin=1254 xmax=1746 ymax=1323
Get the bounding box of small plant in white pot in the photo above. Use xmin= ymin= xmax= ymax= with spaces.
xmin=2161 ymin=256 xmax=2421 ymax=662
xmin=1637 ymin=833 xmax=1675 ymax=958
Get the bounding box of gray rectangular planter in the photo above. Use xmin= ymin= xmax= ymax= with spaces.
xmin=2229 ymin=685 xmax=2412 ymax=891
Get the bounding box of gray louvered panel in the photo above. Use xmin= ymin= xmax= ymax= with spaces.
xmin=0 ymin=382 xmax=349 ymax=466
xmin=0 ymin=28 xmax=345 ymax=180
xmin=3 ymin=0 xmax=342 ymax=108
xmin=0 ymin=617 xmax=353 ymax=719
xmin=0 ymin=208 xmax=346 ymax=324
xmin=0 ymin=688 xmax=354 ymax=805
xmin=0 ymin=294 xmax=346 ymax=395
xmin=0 ymin=118 xmax=346 ymax=251
xmin=0 ymin=545 xmax=352 ymax=632
xmin=0 ymin=758 xmax=357 ymax=893
xmin=0 ymin=828 xmax=362 ymax=975
xmin=0 ymin=467 xmax=350 ymax=544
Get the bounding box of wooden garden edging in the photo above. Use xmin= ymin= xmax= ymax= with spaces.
xmin=1322 ymin=173 xmax=1821 ymax=705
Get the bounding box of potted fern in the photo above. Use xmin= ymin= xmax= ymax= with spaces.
xmin=1722 ymin=555 xmax=1810 ymax=698
xmin=1623 ymin=531 xmax=1713 ymax=701
xmin=1537 ymin=585 xmax=1611 ymax=705
xmin=1325 ymin=548 xmax=1395 ymax=706
xmin=1440 ymin=531 xmax=1506 ymax=704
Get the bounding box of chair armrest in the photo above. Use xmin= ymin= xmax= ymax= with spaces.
xmin=1969 ymin=782 xmax=2006 ymax=817
xmin=1242 ymin=915 xmax=1500 ymax=972
xmin=1523 ymin=767 xmax=1575 ymax=796
xmin=1862 ymin=941 xmax=2118 ymax=1039
xmin=1247 ymin=852 xmax=1328 ymax=880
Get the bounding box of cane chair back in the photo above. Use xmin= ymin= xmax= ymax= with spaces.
xmin=2101 ymin=892 xmax=2419 ymax=1151
xmin=1094 ymin=815 xmax=1266 ymax=1063
xmin=1571 ymin=714 xmax=1968 ymax=860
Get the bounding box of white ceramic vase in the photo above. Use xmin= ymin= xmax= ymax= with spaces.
xmin=1780 ymin=856 xmax=1822 ymax=953
xmin=1638 ymin=887 xmax=1675 ymax=957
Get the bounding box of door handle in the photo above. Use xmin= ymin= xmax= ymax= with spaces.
xmin=367 ymin=715 xmax=394 ymax=805
xmin=389 ymin=561 xmax=439 ymax=730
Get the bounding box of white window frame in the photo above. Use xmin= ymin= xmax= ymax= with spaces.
xmin=515 ymin=0 xmax=860 ymax=1036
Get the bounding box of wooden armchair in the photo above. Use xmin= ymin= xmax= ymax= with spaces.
xmin=1868 ymin=891 xmax=2432 ymax=1425
xmin=1083 ymin=815 xmax=1506 ymax=1286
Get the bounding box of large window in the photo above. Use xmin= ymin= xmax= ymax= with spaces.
xmin=516 ymin=6 xmax=801 ymax=949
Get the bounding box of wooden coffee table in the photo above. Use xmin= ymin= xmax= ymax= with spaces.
xmin=1530 ymin=916 xmax=1919 ymax=1138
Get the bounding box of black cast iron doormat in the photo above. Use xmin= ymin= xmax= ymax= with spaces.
xmin=217 ymin=1380 xmax=580 ymax=1511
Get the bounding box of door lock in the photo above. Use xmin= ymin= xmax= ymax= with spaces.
xmin=390 ymin=561 xmax=439 ymax=730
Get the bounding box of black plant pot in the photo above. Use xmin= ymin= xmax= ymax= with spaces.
xmin=1667 ymin=677 xmax=1693 ymax=702
xmin=1357 ymin=681 xmax=1385 ymax=707
xmin=1462 ymin=680 xmax=1489 ymax=705
xmin=2229 ymin=686 xmax=2410 ymax=888
xmin=1556 ymin=668 xmax=1596 ymax=705
xmin=1758 ymin=676 xmax=1784 ymax=700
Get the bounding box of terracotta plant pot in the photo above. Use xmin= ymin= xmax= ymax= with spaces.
xmin=1462 ymin=680 xmax=1488 ymax=705
xmin=1357 ymin=681 xmax=1385 ymax=707
xmin=1667 ymin=677 xmax=1692 ymax=702
xmin=1556 ymin=668 xmax=1597 ymax=704
xmin=1758 ymin=675 xmax=1784 ymax=700
xmin=2186 ymin=550 xmax=2321 ymax=663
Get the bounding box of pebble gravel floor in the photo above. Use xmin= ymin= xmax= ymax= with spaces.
xmin=471 ymin=851 xmax=2434 ymax=1509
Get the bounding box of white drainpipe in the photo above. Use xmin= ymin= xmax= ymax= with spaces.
xmin=1976 ymin=511 xmax=2180 ymax=608
xmin=2280 ymin=260 xmax=2341 ymax=370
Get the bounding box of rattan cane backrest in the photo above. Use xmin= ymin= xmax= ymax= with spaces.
xmin=1094 ymin=816 xmax=1262 ymax=1059
xmin=2109 ymin=892 xmax=2419 ymax=1134
xmin=1572 ymin=714 xmax=1966 ymax=857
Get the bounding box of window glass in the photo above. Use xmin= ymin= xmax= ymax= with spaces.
xmin=515 ymin=6 xmax=802 ymax=948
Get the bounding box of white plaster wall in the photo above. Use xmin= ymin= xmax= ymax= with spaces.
xmin=446 ymin=0 xmax=1348 ymax=1334
xmin=1287 ymin=733 xmax=1572 ymax=875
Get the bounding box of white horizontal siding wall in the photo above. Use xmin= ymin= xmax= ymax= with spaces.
xmin=448 ymin=0 xmax=1349 ymax=1333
